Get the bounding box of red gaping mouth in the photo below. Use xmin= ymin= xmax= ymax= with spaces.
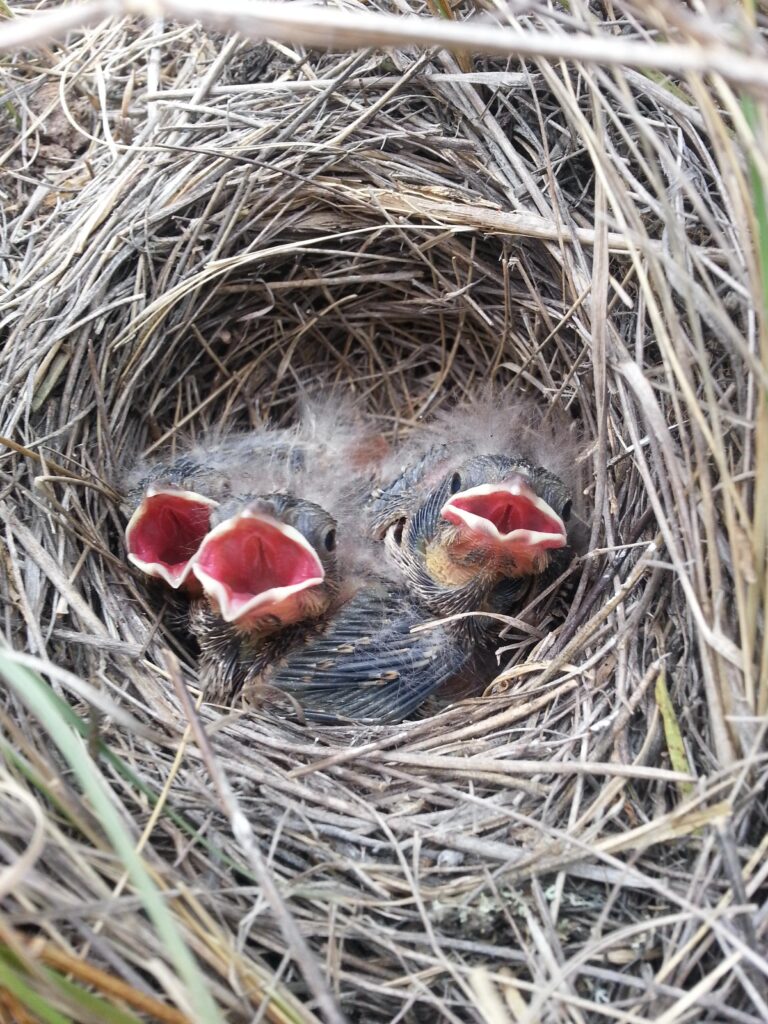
xmin=190 ymin=509 xmax=325 ymax=625
xmin=441 ymin=476 xmax=567 ymax=568
xmin=126 ymin=487 xmax=217 ymax=589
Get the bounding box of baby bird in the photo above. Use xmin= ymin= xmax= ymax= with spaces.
xmin=125 ymin=474 xmax=217 ymax=593
xmin=259 ymin=398 xmax=580 ymax=723
xmin=381 ymin=451 xmax=572 ymax=617
xmin=188 ymin=492 xmax=343 ymax=703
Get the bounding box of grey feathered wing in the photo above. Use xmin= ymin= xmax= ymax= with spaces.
xmin=262 ymin=583 xmax=472 ymax=724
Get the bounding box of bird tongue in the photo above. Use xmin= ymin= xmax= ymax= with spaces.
xmin=191 ymin=511 xmax=325 ymax=625
xmin=126 ymin=488 xmax=217 ymax=590
xmin=441 ymin=477 xmax=566 ymax=568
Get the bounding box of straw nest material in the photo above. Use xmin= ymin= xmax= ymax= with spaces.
xmin=1 ymin=4 xmax=766 ymax=1022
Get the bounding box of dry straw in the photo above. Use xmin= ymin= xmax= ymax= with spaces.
xmin=0 ymin=0 xmax=766 ymax=1021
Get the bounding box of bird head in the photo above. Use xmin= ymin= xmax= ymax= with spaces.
xmin=125 ymin=485 xmax=218 ymax=591
xmin=386 ymin=453 xmax=571 ymax=603
xmin=190 ymin=493 xmax=339 ymax=631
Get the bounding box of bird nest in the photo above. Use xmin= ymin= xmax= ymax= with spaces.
xmin=1 ymin=4 xmax=766 ymax=1022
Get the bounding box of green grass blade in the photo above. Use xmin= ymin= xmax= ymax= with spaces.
xmin=0 ymin=948 xmax=145 ymax=1024
xmin=741 ymin=94 xmax=768 ymax=717
xmin=14 ymin=668 xmax=257 ymax=880
xmin=655 ymin=670 xmax=695 ymax=799
xmin=0 ymin=954 xmax=73 ymax=1024
xmin=0 ymin=652 xmax=224 ymax=1024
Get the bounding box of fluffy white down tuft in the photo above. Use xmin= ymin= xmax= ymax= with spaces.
xmin=382 ymin=390 xmax=585 ymax=503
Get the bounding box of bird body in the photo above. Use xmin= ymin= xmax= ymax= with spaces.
xmin=123 ymin=393 xmax=581 ymax=721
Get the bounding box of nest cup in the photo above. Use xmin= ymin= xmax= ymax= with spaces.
xmin=1 ymin=20 xmax=764 ymax=1024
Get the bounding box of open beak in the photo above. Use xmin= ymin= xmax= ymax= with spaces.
xmin=441 ymin=475 xmax=566 ymax=574
xmin=190 ymin=509 xmax=325 ymax=625
xmin=126 ymin=487 xmax=217 ymax=590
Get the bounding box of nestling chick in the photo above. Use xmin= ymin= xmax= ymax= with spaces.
xmin=384 ymin=451 xmax=573 ymax=617
xmin=192 ymin=495 xmax=337 ymax=626
xmin=371 ymin=395 xmax=582 ymax=616
xmin=188 ymin=492 xmax=344 ymax=703
xmin=125 ymin=483 xmax=217 ymax=592
xmin=373 ymin=393 xmax=576 ymax=534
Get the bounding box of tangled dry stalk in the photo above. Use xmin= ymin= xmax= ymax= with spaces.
xmin=0 ymin=1 xmax=766 ymax=1021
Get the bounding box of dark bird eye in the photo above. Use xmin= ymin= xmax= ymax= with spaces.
xmin=449 ymin=472 xmax=462 ymax=495
xmin=392 ymin=518 xmax=406 ymax=546
xmin=323 ymin=528 xmax=336 ymax=552
xmin=561 ymin=500 xmax=572 ymax=523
